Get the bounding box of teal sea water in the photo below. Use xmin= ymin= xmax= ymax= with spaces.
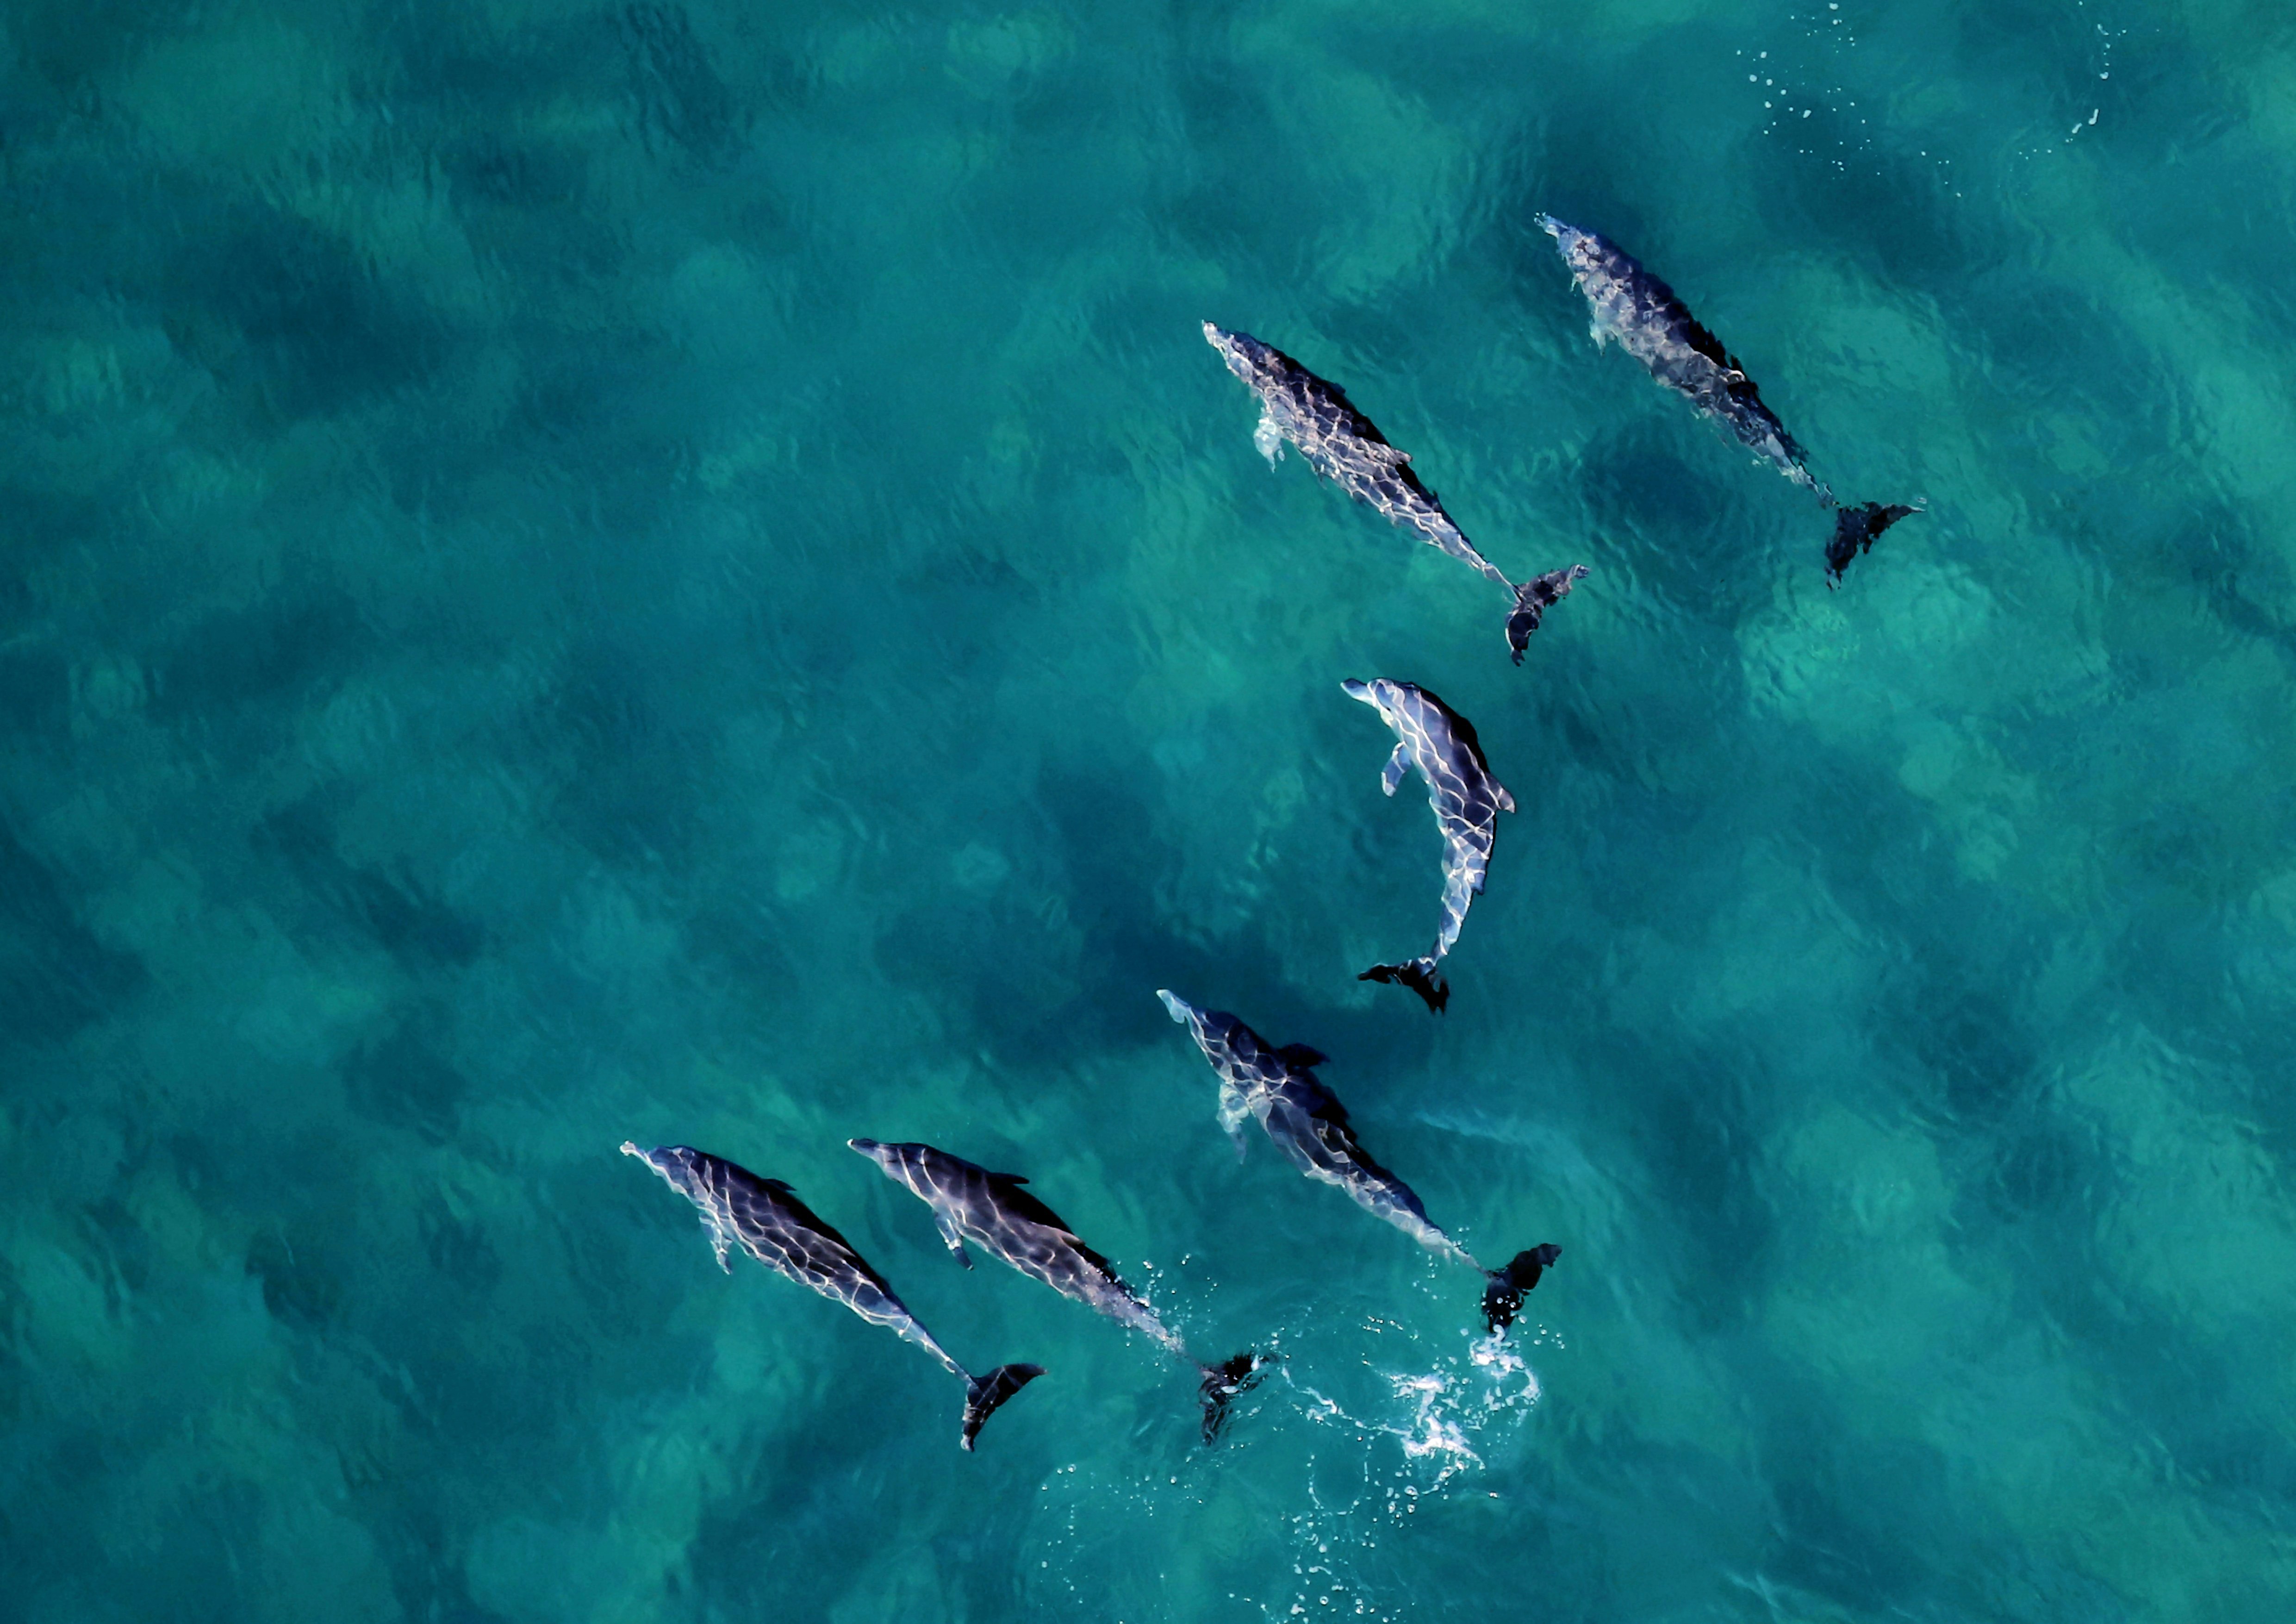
xmin=7 ymin=1 xmax=2296 ymax=1618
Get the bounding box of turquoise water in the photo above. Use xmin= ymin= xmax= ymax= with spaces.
xmin=6 ymin=0 xmax=2296 ymax=1618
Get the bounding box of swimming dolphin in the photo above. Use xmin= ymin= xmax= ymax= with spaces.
xmin=1825 ymin=500 xmax=1922 ymax=585
xmin=1157 ymin=992 xmax=1558 ymax=1332
xmin=1539 ymin=217 xmax=1925 ymax=575
xmin=1537 ymin=216 xmax=1823 ymax=498
xmin=1341 ymin=678 xmax=1512 ymax=1014
xmin=622 ymin=1142 xmax=1044 ymax=1450
xmin=847 ymin=1138 xmax=1260 ymax=1441
xmin=1203 ymin=321 xmax=1588 ymax=664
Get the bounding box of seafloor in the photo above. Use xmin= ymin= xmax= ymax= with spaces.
xmin=4 ymin=3 xmax=2294 ymax=1620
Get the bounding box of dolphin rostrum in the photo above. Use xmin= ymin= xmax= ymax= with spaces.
xmin=847 ymin=1138 xmax=1261 ymax=1441
xmin=1537 ymin=215 xmax=1823 ymax=498
xmin=1342 ymin=678 xmax=1512 ymax=1014
xmin=1157 ymin=992 xmax=1558 ymax=1332
xmin=622 ymin=1141 xmax=1044 ymax=1450
xmin=1203 ymin=321 xmax=1588 ymax=664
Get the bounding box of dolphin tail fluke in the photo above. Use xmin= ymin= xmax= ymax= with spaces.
xmin=1824 ymin=501 xmax=1922 ymax=587
xmin=1482 ymin=1244 xmax=1562 ymax=1334
xmin=1359 ymin=955 xmax=1449 ymax=1014
xmin=960 ymin=1362 xmax=1046 ymax=1451
xmin=1197 ymin=1352 xmax=1267 ymax=1444
xmin=1505 ymin=564 xmax=1589 ymax=664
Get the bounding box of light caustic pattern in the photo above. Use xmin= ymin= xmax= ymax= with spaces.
xmin=11 ymin=1 xmax=2296 ymax=1621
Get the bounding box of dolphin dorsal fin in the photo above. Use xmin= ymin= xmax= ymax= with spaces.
xmin=1276 ymin=1043 xmax=1329 ymax=1070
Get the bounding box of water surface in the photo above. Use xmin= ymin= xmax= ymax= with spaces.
xmin=5 ymin=1 xmax=2296 ymax=1619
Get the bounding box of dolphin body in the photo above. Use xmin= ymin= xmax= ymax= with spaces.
xmin=1202 ymin=321 xmax=1588 ymax=664
xmin=1537 ymin=215 xmax=1821 ymax=496
xmin=1342 ymin=678 xmax=1512 ymax=1014
xmin=1157 ymin=992 xmax=1558 ymax=1332
xmin=1538 ymin=216 xmax=1923 ymax=578
xmin=847 ymin=1138 xmax=1260 ymax=1441
xmin=622 ymin=1142 xmax=1044 ymax=1450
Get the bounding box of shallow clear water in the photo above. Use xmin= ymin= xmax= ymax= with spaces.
xmin=6 ymin=1 xmax=2296 ymax=1619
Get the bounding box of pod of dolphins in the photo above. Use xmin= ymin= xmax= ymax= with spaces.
xmin=624 ymin=219 xmax=1920 ymax=1450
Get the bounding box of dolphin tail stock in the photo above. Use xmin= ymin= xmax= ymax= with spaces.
xmin=959 ymin=1362 xmax=1047 ymax=1451
xmin=1358 ymin=954 xmax=1449 ymax=1015
xmin=1505 ymin=564 xmax=1589 ymax=664
xmin=1196 ymin=1351 xmax=1269 ymax=1444
xmin=1481 ymin=1244 xmax=1562 ymax=1334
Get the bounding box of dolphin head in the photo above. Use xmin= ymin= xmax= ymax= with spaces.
xmin=1202 ymin=321 xmax=1276 ymax=387
xmin=847 ymin=1137 xmax=927 ymax=1193
xmin=622 ymin=1141 xmax=706 ymax=1197
xmin=1156 ymin=988 xmax=1204 ymax=1032
xmin=1341 ymin=677 xmax=1402 ymax=728
xmin=1536 ymin=215 xmax=1604 ymax=278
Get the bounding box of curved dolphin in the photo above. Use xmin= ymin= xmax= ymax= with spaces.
xmin=1342 ymin=678 xmax=1512 ymax=1014
xmin=847 ymin=1138 xmax=1260 ymax=1441
xmin=1203 ymin=321 xmax=1588 ymax=663
xmin=1157 ymin=992 xmax=1558 ymax=1332
xmin=622 ymin=1142 xmax=1044 ymax=1450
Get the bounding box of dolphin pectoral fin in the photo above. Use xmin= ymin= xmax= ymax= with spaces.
xmin=1217 ymin=1083 xmax=1251 ymax=1161
xmin=960 ymin=1362 xmax=1046 ymax=1451
xmin=1253 ymin=407 xmax=1284 ymax=466
xmin=1482 ymin=1244 xmax=1562 ymax=1334
xmin=1276 ymin=1043 xmax=1329 ymax=1070
xmin=1381 ymin=743 xmax=1409 ymax=797
xmin=933 ymin=1210 xmax=974 ymax=1270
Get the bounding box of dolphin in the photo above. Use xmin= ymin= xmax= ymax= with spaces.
xmin=1825 ymin=500 xmax=1922 ymax=585
xmin=1157 ymin=992 xmax=1559 ymax=1332
xmin=847 ymin=1138 xmax=1261 ymax=1441
xmin=622 ymin=1142 xmax=1044 ymax=1450
xmin=1537 ymin=215 xmax=1823 ymax=498
xmin=1341 ymin=678 xmax=1512 ymax=1014
xmin=1539 ymin=216 xmax=1924 ymax=575
xmin=1203 ymin=321 xmax=1588 ymax=664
